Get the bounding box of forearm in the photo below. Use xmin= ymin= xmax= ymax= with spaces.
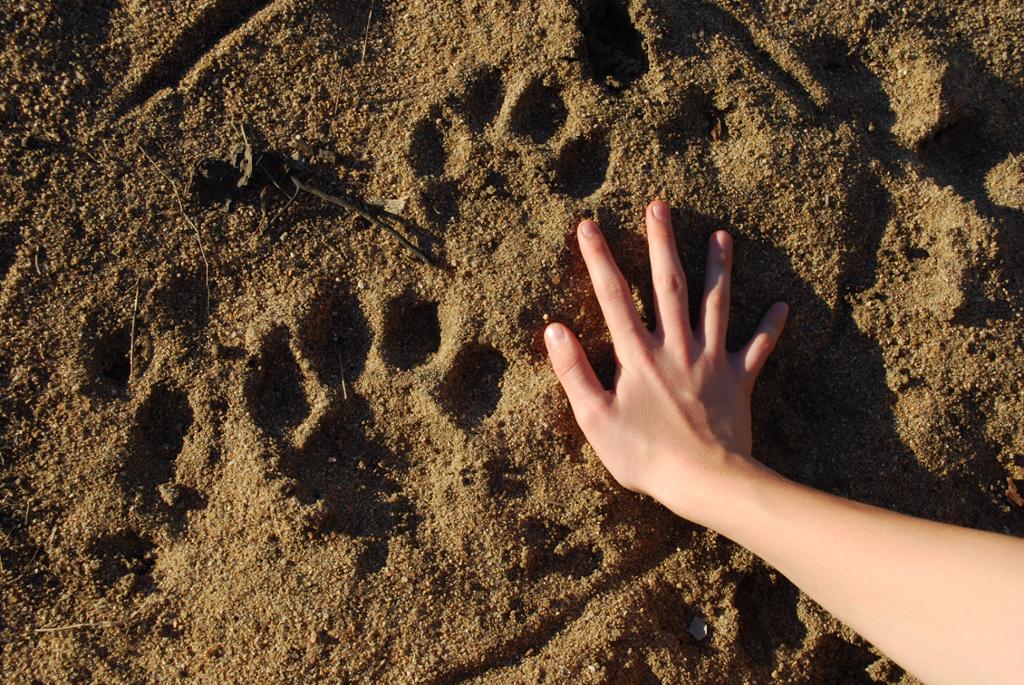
xmin=667 ymin=457 xmax=1024 ymax=685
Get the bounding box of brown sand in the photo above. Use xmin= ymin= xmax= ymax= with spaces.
xmin=2 ymin=0 xmax=1023 ymax=682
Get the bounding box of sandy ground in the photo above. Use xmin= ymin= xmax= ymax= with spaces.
xmin=2 ymin=0 xmax=1023 ymax=682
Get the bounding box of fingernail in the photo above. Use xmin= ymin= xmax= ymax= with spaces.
xmin=579 ymin=220 xmax=599 ymax=237
xmin=651 ymin=201 xmax=670 ymax=221
xmin=545 ymin=324 xmax=566 ymax=346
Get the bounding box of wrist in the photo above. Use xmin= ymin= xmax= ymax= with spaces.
xmin=653 ymin=448 xmax=788 ymax=534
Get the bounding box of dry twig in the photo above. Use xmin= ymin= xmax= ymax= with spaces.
xmin=337 ymin=346 xmax=349 ymax=400
xmin=128 ymin=276 xmax=141 ymax=385
xmin=238 ymin=120 xmax=250 ymax=147
xmin=290 ymin=177 xmax=432 ymax=266
xmin=361 ymin=0 xmax=375 ymax=63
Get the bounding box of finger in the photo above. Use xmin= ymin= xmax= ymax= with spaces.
xmin=544 ymin=323 xmax=609 ymax=425
xmin=738 ymin=302 xmax=789 ymax=380
xmin=645 ymin=201 xmax=691 ymax=347
xmin=577 ymin=219 xmax=648 ymax=355
xmin=699 ymin=231 xmax=732 ymax=350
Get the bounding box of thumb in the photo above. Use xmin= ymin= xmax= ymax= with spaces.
xmin=544 ymin=323 xmax=608 ymax=426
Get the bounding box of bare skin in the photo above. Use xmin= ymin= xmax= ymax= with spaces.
xmin=544 ymin=200 xmax=1024 ymax=685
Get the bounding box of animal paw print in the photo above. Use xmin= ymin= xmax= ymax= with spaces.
xmin=508 ymin=76 xmax=568 ymax=145
xmin=516 ymin=516 xmax=603 ymax=581
xmin=242 ymin=288 xmax=416 ymax=549
xmin=377 ymin=290 xmax=508 ymax=431
xmin=243 ymin=315 xmax=345 ymax=454
xmin=379 ymin=291 xmax=441 ymax=371
xmin=507 ymin=73 xmax=612 ymax=199
xmin=79 ymin=308 xmax=145 ymax=398
xmin=436 ymin=343 xmax=508 ymax=430
xmin=85 ymin=530 xmax=157 ymax=594
xmin=119 ymin=382 xmax=203 ymax=520
xmin=243 ymin=288 xmax=372 ymax=445
xmin=552 ymin=131 xmax=611 ymax=199
xmin=244 ymin=326 xmax=311 ymax=440
xmin=404 ymin=67 xmax=504 ymax=230
xmin=580 ymin=0 xmax=650 ymax=91
xmin=406 ymin=66 xmax=505 ymax=179
xmin=457 ymin=65 xmax=506 ymax=134
xmin=406 ymin=66 xmax=613 ymax=208
xmin=408 ymin=112 xmax=449 ymax=180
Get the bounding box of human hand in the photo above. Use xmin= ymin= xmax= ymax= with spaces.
xmin=544 ymin=201 xmax=788 ymax=526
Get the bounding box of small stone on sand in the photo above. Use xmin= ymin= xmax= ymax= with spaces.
xmin=688 ymin=615 xmax=708 ymax=641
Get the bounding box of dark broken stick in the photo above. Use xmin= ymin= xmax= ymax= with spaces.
xmin=290 ymin=177 xmax=433 ymax=266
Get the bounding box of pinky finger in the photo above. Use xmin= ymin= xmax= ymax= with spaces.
xmin=738 ymin=302 xmax=789 ymax=381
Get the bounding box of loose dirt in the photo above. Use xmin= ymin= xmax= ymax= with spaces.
xmin=2 ymin=1 xmax=1022 ymax=682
